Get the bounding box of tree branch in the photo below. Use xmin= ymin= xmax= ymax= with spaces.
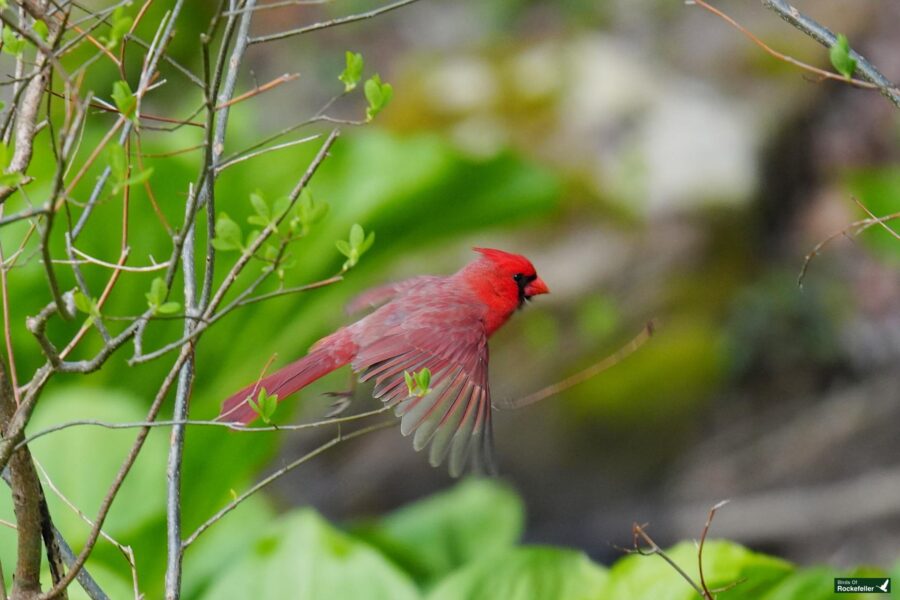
xmin=761 ymin=0 xmax=900 ymax=109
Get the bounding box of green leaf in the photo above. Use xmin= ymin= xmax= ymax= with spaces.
xmin=72 ymin=290 xmax=94 ymax=315
xmin=111 ymin=80 xmax=137 ymax=121
xmin=339 ymin=51 xmax=365 ymax=92
xmin=294 ymin=189 xmax=328 ymax=235
xmin=829 ymin=33 xmax=857 ymax=79
xmin=361 ymin=231 xmax=375 ymax=254
xmin=428 ymin=547 xmax=607 ymax=600
xmin=349 ymin=223 xmax=365 ymax=248
xmin=415 ymin=367 xmax=431 ymax=393
xmin=157 ymin=302 xmax=181 ymax=314
xmin=199 ymin=510 xmax=419 ymax=600
xmin=1 ymin=25 xmax=25 ymax=56
xmin=0 ymin=388 xmax=170 ymax=541
xmin=364 ymin=74 xmax=393 ymax=121
xmin=32 ymin=19 xmax=49 ymax=42
xmin=252 ymin=388 xmax=278 ymax=423
xmin=597 ymin=540 xmax=792 ymax=600
xmin=212 ymin=212 xmax=243 ymax=251
xmin=355 ymin=480 xmax=524 ymax=586
xmin=106 ymin=6 xmax=133 ymax=49
xmin=335 ymin=239 xmax=352 ymax=257
xmin=403 ymin=371 xmax=416 ymax=397
xmin=145 ymin=276 xmax=166 ymax=309
xmin=250 ymin=191 xmax=269 ymax=221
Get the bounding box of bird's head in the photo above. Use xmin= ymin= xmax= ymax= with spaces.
xmin=465 ymin=248 xmax=549 ymax=327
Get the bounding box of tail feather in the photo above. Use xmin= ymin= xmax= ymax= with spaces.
xmin=218 ymin=346 xmax=350 ymax=424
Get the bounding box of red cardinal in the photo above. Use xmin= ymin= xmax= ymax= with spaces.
xmin=218 ymin=248 xmax=549 ymax=476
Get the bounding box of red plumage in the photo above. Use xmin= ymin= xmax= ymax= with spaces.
xmin=217 ymin=248 xmax=549 ymax=476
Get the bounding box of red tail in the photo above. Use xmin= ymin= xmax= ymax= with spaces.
xmin=218 ymin=341 xmax=352 ymax=424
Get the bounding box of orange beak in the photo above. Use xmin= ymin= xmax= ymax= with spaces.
xmin=524 ymin=277 xmax=549 ymax=298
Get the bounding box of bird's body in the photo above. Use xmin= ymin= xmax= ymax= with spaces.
xmin=218 ymin=248 xmax=548 ymax=476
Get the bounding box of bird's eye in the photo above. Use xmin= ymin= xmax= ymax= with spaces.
xmin=513 ymin=273 xmax=525 ymax=283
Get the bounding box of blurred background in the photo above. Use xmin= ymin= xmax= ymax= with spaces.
xmin=2 ymin=0 xmax=899 ymax=597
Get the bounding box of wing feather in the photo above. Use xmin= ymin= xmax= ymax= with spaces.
xmin=351 ymin=299 xmax=494 ymax=475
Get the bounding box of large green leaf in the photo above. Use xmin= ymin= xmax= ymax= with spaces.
xmin=355 ymin=478 xmax=524 ymax=585
xmin=200 ymin=509 xmax=420 ymax=600
xmin=7 ymin=388 xmax=168 ymax=541
xmin=598 ymin=540 xmax=792 ymax=600
xmin=427 ymin=546 xmax=608 ymax=600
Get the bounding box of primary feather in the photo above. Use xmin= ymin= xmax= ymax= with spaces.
xmin=218 ymin=248 xmax=549 ymax=476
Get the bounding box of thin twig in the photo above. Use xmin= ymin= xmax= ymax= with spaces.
xmin=182 ymin=419 xmax=395 ymax=548
xmin=18 ymin=405 xmax=393 ymax=451
xmin=629 ymin=522 xmax=709 ymax=599
xmin=499 ymin=322 xmax=654 ymax=409
xmin=798 ymin=208 xmax=900 ymax=286
xmin=214 ymin=72 xmax=299 ymax=110
xmin=698 ymin=500 xmax=730 ymax=599
xmin=249 ymin=0 xmax=422 ymax=44
xmin=690 ymin=0 xmax=878 ymax=90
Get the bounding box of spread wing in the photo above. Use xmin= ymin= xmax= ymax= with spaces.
xmin=345 ymin=276 xmax=439 ymax=315
xmin=351 ymin=302 xmax=495 ymax=476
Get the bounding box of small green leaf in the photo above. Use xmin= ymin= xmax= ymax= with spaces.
xmin=2 ymin=25 xmax=26 ymax=56
xmin=335 ymin=239 xmax=352 ymax=257
xmin=337 ymin=224 xmax=374 ymax=271
xmin=403 ymin=368 xmax=431 ymax=398
xmin=349 ymin=223 xmax=364 ymax=248
xmin=339 ymin=51 xmax=364 ymax=92
xmin=294 ymin=189 xmax=328 ymax=235
xmin=212 ymin=213 xmax=243 ymax=251
xmin=157 ymin=302 xmax=180 ymax=315
xmin=33 ymin=20 xmax=49 ymax=42
xmin=106 ymin=6 xmax=133 ymax=49
xmin=250 ymin=192 xmax=269 ymax=220
xmin=145 ymin=277 xmax=166 ymax=308
xmin=364 ymin=74 xmax=393 ymax=121
xmin=250 ymin=388 xmax=279 ymax=424
xmin=111 ymin=80 xmax=137 ymax=121
xmin=72 ymin=290 xmax=93 ymax=315
xmin=416 ymin=368 xmax=431 ymax=394
xmin=72 ymin=290 xmax=101 ymax=326
xmin=829 ymin=33 xmax=857 ymax=79
xmin=360 ymin=231 xmax=375 ymax=254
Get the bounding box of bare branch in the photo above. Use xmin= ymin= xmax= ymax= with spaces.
xmin=761 ymin=0 xmax=900 ymax=108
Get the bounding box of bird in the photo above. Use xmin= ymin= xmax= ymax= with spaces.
xmin=217 ymin=247 xmax=549 ymax=476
